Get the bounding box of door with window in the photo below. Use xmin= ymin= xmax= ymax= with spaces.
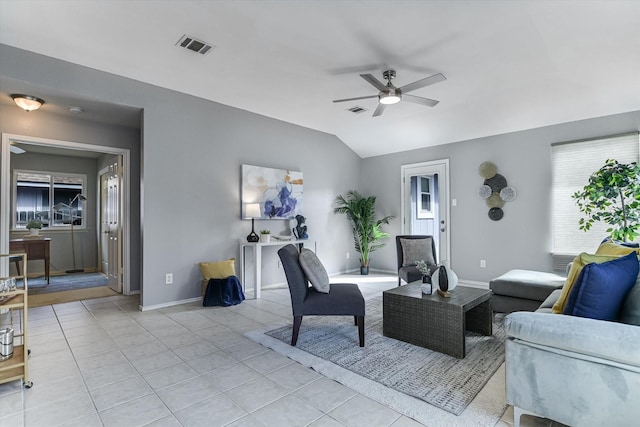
xmin=401 ymin=160 xmax=450 ymax=267
xmin=100 ymin=160 xmax=122 ymax=292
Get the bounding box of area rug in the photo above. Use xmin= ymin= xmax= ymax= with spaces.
xmin=245 ymin=296 xmax=507 ymax=426
xmin=26 ymin=272 xmax=109 ymax=295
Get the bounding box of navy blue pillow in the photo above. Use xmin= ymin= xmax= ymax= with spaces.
xmin=564 ymin=252 xmax=639 ymax=320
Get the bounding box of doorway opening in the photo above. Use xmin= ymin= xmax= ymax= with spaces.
xmin=1 ymin=133 xmax=131 ymax=303
xmin=401 ymin=159 xmax=451 ymax=267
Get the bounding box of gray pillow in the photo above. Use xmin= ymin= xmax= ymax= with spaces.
xmin=619 ymin=268 xmax=640 ymax=326
xmin=401 ymin=237 xmax=435 ymax=267
xmin=299 ymin=248 xmax=330 ymax=293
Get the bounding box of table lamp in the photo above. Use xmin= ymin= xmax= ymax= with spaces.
xmin=245 ymin=203 xmax=261 ymax=242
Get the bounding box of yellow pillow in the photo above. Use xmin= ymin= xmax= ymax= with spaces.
xmin=552 ymin=253 xmax=620 ymax=314
xmin=199 ymin=258 xmax=236 ymax=280
xmin=596 ymin=241 xmax=640 ymax=257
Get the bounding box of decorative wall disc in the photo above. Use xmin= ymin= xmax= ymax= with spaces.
xmin=484 ymin=173 xmax=507 ymax=192
xmin=486 ymin=192 xmax=505 ymax=208
xmin=500 ymin=186 xmax=517 ymax=202
xmin=478 ymin=161 xmax=498 ymax=179
xmin=477 ymin=185 xmax=492 ymax=199
xmin=488 ymin=207 xmax=504 ymax=221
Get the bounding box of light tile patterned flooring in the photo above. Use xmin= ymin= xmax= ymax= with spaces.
xmin=0 ymin=274 xmax=559 ymax=426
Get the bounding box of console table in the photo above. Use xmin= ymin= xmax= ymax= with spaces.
xmin=239 ymin=239 xmax=315 ymax=299
xmin=10 ymin=238 xmax=51 ymax=284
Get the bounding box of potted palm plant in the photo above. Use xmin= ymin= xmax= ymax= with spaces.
xmin=334 ymin=190 xmax=394 ymax=275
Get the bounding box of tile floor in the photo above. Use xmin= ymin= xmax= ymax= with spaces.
xmin=0 ymin=274 xmax=561 ymax=426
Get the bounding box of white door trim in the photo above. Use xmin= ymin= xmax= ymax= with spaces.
xmin=1 ymin=133 xmax=131 ymax=295
xmin=400 ymin=159 xmax=451 ymax=267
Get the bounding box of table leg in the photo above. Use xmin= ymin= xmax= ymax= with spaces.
xmin=466 ymin=299 xmax=493 ymax=336
xmin=45 ymin=257 xmax=50 ymax=284
xmin=254 ymin=245 xmax=261 ymax=299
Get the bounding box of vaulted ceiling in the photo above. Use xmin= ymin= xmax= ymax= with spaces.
xmin=1 ymin=1 xmax=639 ymax=158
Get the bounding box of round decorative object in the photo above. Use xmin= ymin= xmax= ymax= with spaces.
xmin=421 ymin=282 xmax=432 ymax=295
xmin=478 ymin=161 xmax=498 ymax=179
xmin=486 ymin=192 xmax=505 ymax=208
xmin=477 ymin=185 xmax=492 ymax=199
xmin=432 ymin=265 xmax=458 ymax=292
xmin=500 ymin=186 xmax=517 ymax=202
xmin=488 ymin=207 xmax=504 ymax=221
xmin=484 ymin=173 xmax=507 ymax=192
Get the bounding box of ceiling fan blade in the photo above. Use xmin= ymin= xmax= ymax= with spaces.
xmin=372 ymin=103 xmax=386 ymax=117
xmin=333 ymin=95 xmax=378 ymax=103
xmin=399 ymin=73 xmax=446 ymax=94
xmin=360 ymin=74 xmax=388 ymax=92
xmin=403 ymin=94 xmax=439 ymax=107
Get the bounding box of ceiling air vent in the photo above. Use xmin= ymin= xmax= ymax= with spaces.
xmin=347 ymin=106 xmax=368 ymax=114
xmin=176 ymin=35 xmax=214 ymax=55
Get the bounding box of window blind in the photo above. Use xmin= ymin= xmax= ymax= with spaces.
xmin=551 ymin=132 xmax=639 ymax=255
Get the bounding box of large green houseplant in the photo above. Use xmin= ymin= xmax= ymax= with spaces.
xmin=334 ymin=190 xmax=394 ymax=274
xmin=572 ymin=159 xmax=640 ymax=242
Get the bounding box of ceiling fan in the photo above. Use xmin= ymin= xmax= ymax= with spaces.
xmin=333 ymin=69 xmax=446 ymax=117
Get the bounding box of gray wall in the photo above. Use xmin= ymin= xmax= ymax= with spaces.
xmin=362 ymin=111 xmax=640 ymax=283
xmin=0 ymin=44 xmax=361 ymax=308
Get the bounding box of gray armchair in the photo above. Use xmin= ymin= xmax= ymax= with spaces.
xmin=396 ymin=235 xmax=437 ymax=286
xmin=277 ymin=244 xmax=365 ymax=347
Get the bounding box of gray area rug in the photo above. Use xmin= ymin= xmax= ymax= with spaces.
xmin=25 ymin=273 xmax=108 ymax=294
xmin=246 ymin=296 xmax=507 ymax=425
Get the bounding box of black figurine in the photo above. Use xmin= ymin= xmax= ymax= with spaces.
xmin=292 ymin=215 xmax=308 ymax=239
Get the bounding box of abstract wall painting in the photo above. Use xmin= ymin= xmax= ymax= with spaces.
xmin=241 ymin=164 xmax=303 ymax=219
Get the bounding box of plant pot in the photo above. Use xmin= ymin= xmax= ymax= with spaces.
xmin=261 ymin=234 xmax=271 ymax=243
xmin=360 ymin=266 xmax=369 ymax=275
xmin=29 ymin=228 xmax=40 ymax=236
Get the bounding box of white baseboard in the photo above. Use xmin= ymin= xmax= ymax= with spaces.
xmin=139 ymin=296 xmax=202 ymax=311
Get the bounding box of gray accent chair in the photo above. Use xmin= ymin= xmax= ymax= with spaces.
xmin=505 ymin=268 xmax=640 ymax=426
xmin=277 ymin=244 xmax=365 ymax=347
xmin=396 ymin=235 xmax=437 ymax=286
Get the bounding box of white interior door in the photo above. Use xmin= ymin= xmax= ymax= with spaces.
xmin=401 ymin=159 xmax=451 ymax=267
xmin=100 ymin=159 xmax=122 ymax=292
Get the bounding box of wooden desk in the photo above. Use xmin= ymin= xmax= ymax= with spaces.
xmin=239 ymin=239 xmax=315 ymax=299
xmin=10 ymin=238 xmax=51 ymax=284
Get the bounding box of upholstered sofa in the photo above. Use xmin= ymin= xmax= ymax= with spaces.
xmin=505 ymin=246 xmax=640 ymax=427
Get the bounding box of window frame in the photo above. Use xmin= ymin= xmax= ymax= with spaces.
xmin=416 ymin=175 xmax=435 ymax=219
xmin=12 ymin=169 xmax=87 ymax=232
xmin=551 ymin=132 xmax=639 ymax=259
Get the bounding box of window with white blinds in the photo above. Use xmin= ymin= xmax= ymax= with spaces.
xmin=551 ymin=133 xmax=639 ymax=256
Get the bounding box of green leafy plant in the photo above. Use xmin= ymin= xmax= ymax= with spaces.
xmin=260 ymin=229 xmax=270 ymax=235
xmin=26 ymin=219 xmax=42 ymax=230
xmin=572 ymin=159 xmax=640 ymax=242
xmin=334 ymin=190 xmax=394 ymax=269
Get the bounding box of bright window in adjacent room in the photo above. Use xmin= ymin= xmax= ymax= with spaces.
xmin=13 ymin=170 xmax=86 ymax=230
xmin=416 ymin=175 xmax=435 ymax=219
xmin=551 ymin=133 xmax=639 ymax=257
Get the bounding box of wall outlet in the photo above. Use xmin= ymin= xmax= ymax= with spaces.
xmin=165 ymin=273 xmax=173 ymax=285
xmin=346 ymin=252 xmax=350 ymax=259
xmin=480 ymin=260 xmax=486 ymax=268
xmin=452 ymin=198 xmax=457 ymax=206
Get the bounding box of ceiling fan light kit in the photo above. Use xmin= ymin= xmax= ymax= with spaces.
xmin=333 ymin=69 xmax=445 ymax=117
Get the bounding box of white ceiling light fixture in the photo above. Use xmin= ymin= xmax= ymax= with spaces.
xmin=379 ymin=90 xmax=402 ymax=105
xmin=11 ymin=94 xmax=45 ymax=112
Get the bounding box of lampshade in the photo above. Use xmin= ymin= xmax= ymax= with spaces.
xmin=244 ymin=203 xmax=261 ymax=219
xmin=11 ymin=94 xmax=45 ymax=112
xmin=379 ymin=91 xmax=401 ymax=105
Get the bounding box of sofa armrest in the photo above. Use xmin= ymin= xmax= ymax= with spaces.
xmin=505 ymin=312 xmax=640 ymax=367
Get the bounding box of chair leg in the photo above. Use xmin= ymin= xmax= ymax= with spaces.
xmin=356 ymin=316 xmax=365 ymax=347
xmin=291 ymin=316 xmax=302 ymax=346
xmin=398 ymin=277 xmax=401 ymax=286
xmin=353 ymin=316 xmax=357 ymax=325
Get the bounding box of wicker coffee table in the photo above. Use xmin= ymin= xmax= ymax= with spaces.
xmin=383 ymin=283 xmax=492 ymax=358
